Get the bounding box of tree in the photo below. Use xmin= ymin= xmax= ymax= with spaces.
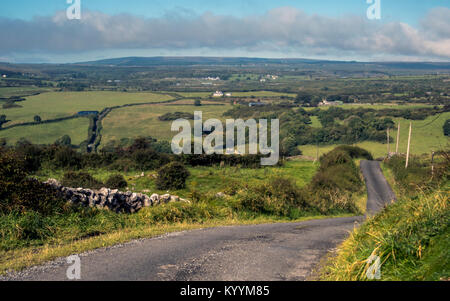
xmin=34 ymin=115 xmax=42 ymax=123
xmin=54 ymin=135 xmax=72 ymax=146
xmin=0 ymin=115 xmax=9 ymax=128
xmin=444 ymin=119 xmax=450 ymax=136
xmin=194 ymin=99 xmax=202 ymax=106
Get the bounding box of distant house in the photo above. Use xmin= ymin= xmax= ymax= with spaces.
xmin=78 ymin=111 xmax=99 ymax=116
xmin=249 ymin=102 xmax=267 ymax=107
xmin=225 ymin=92 xmax=232 ymax=97
xmin=1 ymin=75 xmax=6 ymax=78
xmin=318 ymin=100 xmax=343 ymax=107
xmin=212 ymin=91 xmax=224 ymax=97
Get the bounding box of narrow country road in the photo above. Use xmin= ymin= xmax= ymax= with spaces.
xmin=360 ymin=160 xmax=397 ymax=216
xmin=2 ymin=160 xmax=395 ymax=281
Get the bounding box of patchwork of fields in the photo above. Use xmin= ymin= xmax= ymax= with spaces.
xmin=1 ymin=89 xmax=448 ymax=157
xmin=1 ymin=91 xmax=174 ymax=126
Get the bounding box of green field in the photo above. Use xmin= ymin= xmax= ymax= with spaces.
xmin=1 ymin=91 xmax=174 ymax=126
xmin=0 ymin=87 xmax=54 ymax=98
xmin=300 ymin=112 xmax=450 ymax=158
xmin=0 ymin=117 xmax=90 ymax=145
xmin=100 ymin=103 xmax=232 ymax=145
xmin=36 ymin=159 xmax=317 ymax=199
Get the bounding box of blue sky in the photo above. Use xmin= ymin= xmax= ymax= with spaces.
xmin=2 ymin=0 xmax=448 ymax=24
xmin=0 ymin=0 xmax=449 ymax=63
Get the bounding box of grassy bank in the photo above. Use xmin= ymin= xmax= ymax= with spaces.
xmin=319 ymin=192 xmax=449 ymax=281
xmin=320 ymin=153 xmax=449 ymax=281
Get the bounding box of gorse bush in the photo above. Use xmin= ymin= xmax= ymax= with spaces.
xmin=61 ymin=171 xmax=104 ymax=189
xmin=0 ymin=150 xmax=69 ymax=216
xmin=239 ymin=177 xmax=308 ymax=216
xmin=305 ymin=146 xmax=370 ymax=214
xmin=105 ymin=174 xmax=128 ymax=190
xmin=156 ymin=161 xmax=190 ymax=190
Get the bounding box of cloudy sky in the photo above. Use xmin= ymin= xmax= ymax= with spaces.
xmin=0 ymin=0 xmax=449 ymax=63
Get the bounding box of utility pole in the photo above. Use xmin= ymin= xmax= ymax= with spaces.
xmin=431 ymin=151 xmax=435 ymax=177
xmin=396 ymin=122 xmax=400 ymax=154
xmin=405 ymin=122 xmax=412 ymax=168
xmin=387 ymin=127 xmax=390 ymax=157
xmin=316 ymin=140 xmax=319 ymax=163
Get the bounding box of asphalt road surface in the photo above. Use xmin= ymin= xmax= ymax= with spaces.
xmin=2 ymin=160 xmax=395 ymax=281
xmin=360 ymin=160 xmax=396 ymax=216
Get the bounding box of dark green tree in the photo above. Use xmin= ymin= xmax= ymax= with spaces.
xmin=444 ymin=119 xmax=450 ymax=136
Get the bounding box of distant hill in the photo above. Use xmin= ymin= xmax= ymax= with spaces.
xmin=75 ymin=56 xmax=325 ymax=66
xmin=75 ymin=56 xmax=450 ymax=70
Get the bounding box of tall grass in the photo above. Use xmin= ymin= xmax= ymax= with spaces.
xmin=320 ymin=192 xmax=449 ymax=281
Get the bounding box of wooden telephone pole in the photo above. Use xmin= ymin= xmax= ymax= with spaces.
xmin=396 ymin=123 xmax=400 ymax=154
xmin=405 ymin=122 xmax=412 ymax=168
xmin=387 ymin=127 xmax=390 ymax=156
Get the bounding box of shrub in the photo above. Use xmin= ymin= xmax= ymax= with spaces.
xmin=132 ymin=149 xmax=170 ymax=171
xmin=155 ymin=162 xmax=190 ymax=190
xmin=54 ymin=135 xmax=72 ymax=146
xmin=158 ymin=112 xmax=195 ymax=121
xmin=239 ymin=177 xmax=308 ymax=216
xmin=0 ymin=150 xmax=68 ymax=215
xmin=53 ymin=146 xmax=82 ymax=169
xmin=444 ymin=119 xmax=450 ymax=136
xmin=61 ymin=171 xmax=104 ymax=189
xmin=105 ymin=174 xmax=128 ymax=190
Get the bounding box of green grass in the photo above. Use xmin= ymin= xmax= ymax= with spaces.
xmin=300 ymin=112 xmax=450 ymax=158
xmin=35 ymin=159 xmax=318 ymax=199
xmin=319 ymin=191 xmax=449 ymax=281
xmin=0 ymin=87 xmax=54 ymax=98
xmin=0 ymin=117 xmax=90 ymax=145
xmin=100 ymin=103 xmax=232 ymax=145
xmin=1 ymin=158 xmax=346 ymax=275
xmin=2 ymin=91 xmax=174 ymax=126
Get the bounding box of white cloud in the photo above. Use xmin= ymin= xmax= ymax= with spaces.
xmin=0 ymin=7 xmax=449 ymax=61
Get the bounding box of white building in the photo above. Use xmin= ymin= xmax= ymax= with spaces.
xmin=225 ymin=92 xmax=232 ymax=97
xmin=212 ymin=91 xmax=224 ymax=97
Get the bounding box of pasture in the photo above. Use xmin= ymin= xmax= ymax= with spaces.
xmin=0 ymin=117 xmax=90 ymax=145
xmin=300 ymin=112 xmax=450 ymax=158
xmin=36 ymin=159 xmax=317 ymax=199
xmin=100 ymin=103 xmax=232 ymax=145
xmin=1 ymin=91 xmax=174 ymax=126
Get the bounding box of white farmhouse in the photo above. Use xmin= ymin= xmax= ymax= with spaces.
xmin=213 ymin=91 xmax=224 ymax=97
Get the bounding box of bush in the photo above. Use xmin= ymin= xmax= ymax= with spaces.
xmin=54 ymin=135 xmax=71 ymax=146
xmin=105 ymin=174 xmax=128 ymax=190
xmin=61 ymin=171 xmax=104 ymax=189
xmin=155 ymin=162 xmax=190 ymax=190
xmin=444 ymin=119 xmax=450 ymax=136
xmin=0 ymin=150 xmax=69 ymax=215
xmin=53 ymin=146 xmax=82 ymax=169
xmin=158 ymin=112 xmax=195 ymax=121
xmin=239 ymin=177 xmax=308 ymax=216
